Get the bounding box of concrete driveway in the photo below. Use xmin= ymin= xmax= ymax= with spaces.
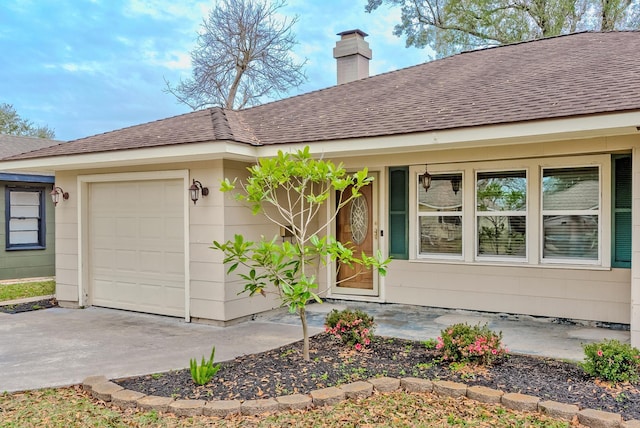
xmin=0 ymin=306 xmax=320 ymax=393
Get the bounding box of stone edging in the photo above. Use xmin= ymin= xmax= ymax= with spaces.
xmin=83 ymin=375 xmax=640 ymax=427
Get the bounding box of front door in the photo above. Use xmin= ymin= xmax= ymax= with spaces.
xmin=334 ymin=172 xmax=379 ymax=296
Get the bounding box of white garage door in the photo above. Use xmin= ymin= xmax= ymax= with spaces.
xmin=89 ymin=180 xmax=185 ymax=317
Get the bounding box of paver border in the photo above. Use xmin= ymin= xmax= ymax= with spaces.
xmin=84 ymin=375 xmax=636 ymax=427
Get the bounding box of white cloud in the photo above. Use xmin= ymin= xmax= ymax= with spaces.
xmin=124 ymin=0 xmax=208 ymax=23
xmin=60 ymin=62 xmax=102 ymax=73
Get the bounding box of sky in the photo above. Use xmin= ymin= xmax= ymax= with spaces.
xmin=0 ymin=0 xmax=430 ymax=141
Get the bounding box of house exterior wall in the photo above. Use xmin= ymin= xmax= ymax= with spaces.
xmin=0 ymin=180 xmax=55 ymax=280
xmin=334 ymin=134 xmax=638 ymax=329
xmin=50 ymin=132 xmax=639 ymax=341
xmin=54 ymin=160 xmax=284 ymax=323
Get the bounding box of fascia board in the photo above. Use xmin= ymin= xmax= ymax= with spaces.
xmin=258 ymin=111 xmax=640 ymax=158
xmin=0 ymin=140 xmax=260 ymax=172
xmin=1 ymin=111 xmax=638 ymax=172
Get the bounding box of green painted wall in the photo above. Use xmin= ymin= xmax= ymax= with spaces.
xmin=0 ymin=182 xmax=55 ymax=280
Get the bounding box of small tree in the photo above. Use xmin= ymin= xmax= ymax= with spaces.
xmin=165 ymin=0 xmax=306 ymax=110
xmin=212 ymin=147 xmax=389 ymax=360
xmin=0 ymin=103 xmax=55 ymax=139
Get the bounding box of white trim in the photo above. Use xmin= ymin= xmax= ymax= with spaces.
xmin=409 ymin=154 xmax=611 ymax=269
xmin=474 ymin=168 xmax=528 ymax=263
xmin=77 ymin=169 xmax=191 ymax=320
xmin=3 ymin=111 xmax=639 ymax=173
xmin=539 ymin=164 xmax=602 ymax=266
xmin=416 ymin=170 xmax=465 ymax=261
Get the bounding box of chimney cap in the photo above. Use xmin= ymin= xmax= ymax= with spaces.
xmin=337 ymin=29 xmax=368 ymax=38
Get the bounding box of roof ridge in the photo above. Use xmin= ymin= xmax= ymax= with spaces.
xmin=208 ymin=108 xmax=235 ymax=140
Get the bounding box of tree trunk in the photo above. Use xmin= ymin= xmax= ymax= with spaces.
xmin=299 ymin=306 xmax=309 ymax=361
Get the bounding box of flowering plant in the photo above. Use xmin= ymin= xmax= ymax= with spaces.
xmin=435 ymin=323 xmax=507 ymax=365
xmin=324 ymin=309 xmax=375 ymax=351
xmin=581 ymin=339 xmax=640 ymax=384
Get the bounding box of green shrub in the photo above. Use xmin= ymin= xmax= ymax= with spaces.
xmin=190 ymin=346 xmax=221 ymax=385
xmin=581 ymin=339 xmax=640 ymax=384
xmin=436 ymin=323 xmax=507 ymax=365
xmin=324 ymin=309 xmax=375 ymax=351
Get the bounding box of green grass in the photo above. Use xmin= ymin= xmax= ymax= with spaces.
xmin=0 ymin=280 xmax=55 ymax=302
xmin=0 ymin=386 xmax=571 ymax=428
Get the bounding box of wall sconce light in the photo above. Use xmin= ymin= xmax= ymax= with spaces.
xmin=189 ymin=179 xmax=209 ymax=204
xmin=451 ymin=176 xmax=461 ymax=195
xmin=50 ymin=186 xmax=69 ymax=206
xmin=419 ymin=165 xmax=432 ymax=192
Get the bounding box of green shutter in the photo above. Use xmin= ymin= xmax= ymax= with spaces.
xmin=389 ymin=167 xmax=409 ymax=259
xmin=612 ymin=155 xmax=631 ymax=268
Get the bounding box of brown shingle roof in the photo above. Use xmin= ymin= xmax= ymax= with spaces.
xmin=0 ymin=134 xmax=62 ymax=159
xmin=8 ymin=31 xmax=640 ymax=161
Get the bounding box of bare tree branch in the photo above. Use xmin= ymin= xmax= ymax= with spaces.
xmin=165 ymin=0 xmax=307 ymax=110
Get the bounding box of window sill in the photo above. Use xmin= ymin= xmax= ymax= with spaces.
xmin=409 ymin=258 xmax=611 ymax=271
xmin=6 ymin=245 xmax=46 ymax=251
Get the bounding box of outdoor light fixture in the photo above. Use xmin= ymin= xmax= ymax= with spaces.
xmin=50 ymin=186 xmax=69 ymax=206
xmin=189 ymin=179 xmax=209 ymax=204
xmin=419 ymin=165 xmax=432 ymax=192
xmin=451 ymin=176 xmax=461 ymax=195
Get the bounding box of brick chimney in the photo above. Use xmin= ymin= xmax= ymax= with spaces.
xmin=333 ymin=29 xmax=372 ymax=85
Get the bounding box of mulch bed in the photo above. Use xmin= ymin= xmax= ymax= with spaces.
xmin=0 ymin=298 xmax=57 ymax=314
xmin=116 ymin=332 xmax=640 ymax=421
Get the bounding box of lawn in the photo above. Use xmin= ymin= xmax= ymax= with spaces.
xmin=0 ymin=386 xmax=572 ymax=427
xmin=0 ymin=280 xmax=55 ymax=302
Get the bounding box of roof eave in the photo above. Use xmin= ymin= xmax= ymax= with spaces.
xmin=0 ymin=140 xmax=259 ymax=172
xmin=257 ymin=110 xmax=640 ymax=158
xmin=0 ymin=110 xmax=638 ymax=173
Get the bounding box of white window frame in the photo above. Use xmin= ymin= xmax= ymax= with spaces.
xmin=408 ymin=154 xmax=610 ymax=269
xmin=416 ymin=171 xmax=464 ymax=260
xmin=540 ymin=165 xmax=602 ymax=266
xmin=475 ymin=169 xmax=528 ymax=263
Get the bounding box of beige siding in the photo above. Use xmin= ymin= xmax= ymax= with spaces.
xmin=48 ymin=133 xmax=639 ymax=336
xmin=386 ymin=260 xmax=630 ymax=323
xmin=219 ymin=160 xmax=281 ymax=320
xmin=53 ymin=172 xmax=79 ymax=303
xmin=333 ymin=135 xmax=638 ymax=329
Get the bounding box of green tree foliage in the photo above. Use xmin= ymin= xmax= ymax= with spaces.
xmin=0 ymin=103 xmax=55 ymax=139
xmin=212 ymin=147 xmax=389 ymax=360
xmin=365 ymin=0 xmax=640 ymax=58
xmin=165 ymin=0 xmax=306 ymax=110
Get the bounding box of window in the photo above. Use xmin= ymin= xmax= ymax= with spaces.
xmin=418 ymin=173 xmax=463 ymax=257
xmin=476 ymin=171 xmax=527 ymax=259
xmin=5 ymin=187 xmax=45 ymax=250
xmin=541 ymin=167 xmax=599 ymax=262
xmin=406 ymin=155 xmax=608 ymax=267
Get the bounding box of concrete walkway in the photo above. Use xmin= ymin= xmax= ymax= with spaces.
xmin=259 ymin=300 xmax=631 ymax=361
xmin=0 ymin=301 xmax=630 ymax=393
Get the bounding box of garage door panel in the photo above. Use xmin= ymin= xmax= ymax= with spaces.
xmin=163 ymin=251 xmax=185 ymax=275
xmin=140 ymin=218 xmax=163 ymax=238
xmin=165 ymin=218 xmax=185 ymax=239
xmin=115 ymin=249 xmax=139 ymax=271
xmin=89 ymin=179 xmax=185 ymax=317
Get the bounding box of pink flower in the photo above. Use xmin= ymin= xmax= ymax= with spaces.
xmin=491 ymin=349 xmax=498 ymax=355
xmin=355 ymin=343 xmax=362 ymax=351
xmin=597 ymin=350 xmax=603 ymax=357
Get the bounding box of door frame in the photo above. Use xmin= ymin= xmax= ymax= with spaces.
xmin=329 ymin=170 xmax=381 ymax=297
